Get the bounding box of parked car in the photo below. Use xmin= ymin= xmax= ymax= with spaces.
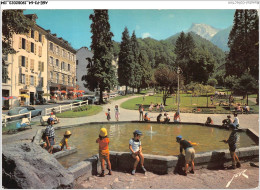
xmin=7 ymin=106 xmax=42 ymax=121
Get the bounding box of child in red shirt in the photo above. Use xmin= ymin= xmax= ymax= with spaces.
xmin=96 ymin=128 xmax=112 ymax=177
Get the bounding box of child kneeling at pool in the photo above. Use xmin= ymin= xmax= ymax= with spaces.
xmin=129 ymin=130 xmax=146 ymax=175
xmin=59 ymin=130 xmax=72 ymax=150
xmin=96 ymin=128 xmax=112 ymax=177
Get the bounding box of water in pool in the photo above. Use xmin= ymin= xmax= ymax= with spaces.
xmin=55 ymin=123 xmax=256 ymax=168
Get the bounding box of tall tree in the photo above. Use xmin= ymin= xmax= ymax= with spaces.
xmin=118 ymin=27 xmax=134 ymax=94
xmin=130 ymin=31 xmax=142 ymax=92
xmin=2 ymin=10 xmax=33 ymax=82
xmin=138 ymin=50 xmax=152 ymax=90
xmin=83 ymin=10 xmax=116 ymax=104
xmin=226 ymin=9 xmax=259 ymax=103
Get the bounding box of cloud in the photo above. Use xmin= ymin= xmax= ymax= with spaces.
xmin=169 ymin=14 xmax=174 ymax=18
xmin=135 ymin=25 xmax=140 ymax=30
xmin=142 ymin=32 xmax=151 ymax=39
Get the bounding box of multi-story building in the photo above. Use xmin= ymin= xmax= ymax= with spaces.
xmin=76 ymin=47 xmax=93 ymax=94
xmin=2 ymin=14 xmax=48 ymax=108
xmin=46 ymin=31 xmax=76 ymax=100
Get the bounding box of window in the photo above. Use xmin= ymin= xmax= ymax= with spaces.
xmin=22 ymin=38 xmax=26 ymax=49
xmin=68 ymin=64 xmax=70 ymax=71
xmin=68 ymin=76 xmax=70 ymax=84
xmin=72 ymin=55 xmax=74 ymax=61
xmin=62 ymin=74 xmax=65 ymax=84
xmin=20 ymin=74 xmax=25 ymax=84
xmin=31 ymin=42 xmax=34 ymax=53
xmin=21 ymin=56 xmax=26 ymax=67
xmin=76 ymin=60 xmax=78 ymax=65
xmin=39 ymin=34 xmax=42 ymax=42
xmin=50 ymin=42 xmax=53 ymax=51
xmin=31 ymin=30 xmax=34 ymax=38
xmin=2 ymin=66 xmax=8 ymax=83
xmin=61 ymin=62 xmax=64 ymax=70
xmin=56 ymin=73 xmax=59 ymax=83
xmin=50 ymin=56 xmax=53 ymax=65
xmin=30 ymin=76 xmax=34 ymax=85
xmin=50 ymin=72 xmax=53 ymax=81
xmin=62 ymin=49 xmax=65 ymax=57
xmin=56 ymin=46 xmax=59 ymax=55
xmin=72 ymin=78 xmax=74 ymax=86
xmin=56 ymin=59 xmax=59 ymax=67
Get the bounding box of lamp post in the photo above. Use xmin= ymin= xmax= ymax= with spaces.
xmin=177 ymin=66 xmax=181 ymax=113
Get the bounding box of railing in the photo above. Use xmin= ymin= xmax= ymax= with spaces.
xmin=45 ymin=100 xmax=88 ymax=116
xmin=2 ymin=112 xmax=31 ymax=128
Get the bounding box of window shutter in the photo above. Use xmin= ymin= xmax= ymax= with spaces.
xmin=19 ymin=37 xmax=22 ymax=49
xmin=32 ymin=59 xmax=35 ymax=70
xmin=34 ymin=76 xmax=37 ymax=86
xmin=41 ymin=62 xmax=44 ymax=72
xmin=26 ymin=41 xmax=30 ymax=52
xmin=34 ymin=44 xmax=36 ymax=55
xmin=26 ymin=74 xmax=29 ymax=85
xmin=25 ymin=57 xmax=28 ymax=69
xmin=18 ymin=56 xmax=21 ymax=67
xmin=38 ymin=61 xmax=41 ymax=71
xmin=36 ymin=31 xmax=38 ymax=41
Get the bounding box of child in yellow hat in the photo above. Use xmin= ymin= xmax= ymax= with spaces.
xmin=59 ymin=130 xmax=72 ymax=151
xmin=96 ymin=128 xmax=112 ymax=177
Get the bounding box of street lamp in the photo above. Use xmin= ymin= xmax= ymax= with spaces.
xmin=176 ymin=66 xmax=182 ymax=113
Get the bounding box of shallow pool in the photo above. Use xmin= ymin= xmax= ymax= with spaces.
xmin=55 ymin=123 xmax=256 ymax=168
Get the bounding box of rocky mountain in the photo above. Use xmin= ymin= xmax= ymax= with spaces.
xmin=210 ymin=26 xmax=232 ymax=52
xmin=187 ymin=23 xmax=232 ymax=51
xmin=188 ymin=23 xmax=220 ymax=41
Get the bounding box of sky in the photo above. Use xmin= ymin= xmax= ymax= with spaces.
xmin=24 ymin=9 xmax=235 ymax=50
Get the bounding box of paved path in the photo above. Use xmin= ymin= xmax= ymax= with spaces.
xmin=75 ymin=161 xmax=259 ymax=189
xmin=2 ymin=95 xmax=259 ymax=144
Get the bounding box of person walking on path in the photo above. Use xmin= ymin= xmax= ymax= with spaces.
xmin=223 ymin=125 xmax=241 ymax=169
xmin=129 ymin=130 xmax=146 ymax=175
xmin=115 ymin=104 xmax=120 ymax=121
xmin=176 ymin=135 xmax=195 ymax=176
xmin=139 ymin=104 xmax=144 ymax=121
xmin=96 ymin=128 xmax=112 ymax=177
xmin=106 ymin=108 xmax=111 ymax=121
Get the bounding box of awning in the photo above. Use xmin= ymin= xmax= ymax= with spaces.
xmin=19 ymin=89 xmax=29 ymax=92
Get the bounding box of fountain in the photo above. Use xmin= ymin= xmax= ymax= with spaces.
xmin=55 ymin=123 xmax=257 ymax=168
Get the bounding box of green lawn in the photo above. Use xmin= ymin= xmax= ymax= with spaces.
xmin=121 ymin=93 xmax=259 ymax=114
xmin=56 ymin=105 xmax=102 ymax=118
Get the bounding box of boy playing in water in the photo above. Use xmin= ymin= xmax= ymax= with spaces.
xmin=96 ymin=128 xmax=112 ymax=176
xmin=59 ymin=130 xmax=72 ymax=150
xmin=129 ymin=130 xmax=146 ymax=175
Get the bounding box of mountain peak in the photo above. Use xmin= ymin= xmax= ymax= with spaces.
xmin=188 ymin=23 xmax=220 ymax=41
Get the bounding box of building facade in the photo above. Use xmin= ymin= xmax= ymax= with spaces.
xmin=2 ymin=14 xmax=48 ymax=108
xmin=76 ymin=47 xmax=93 ymax=94
xmin=46 ymin=32 xmax=76 ymax=100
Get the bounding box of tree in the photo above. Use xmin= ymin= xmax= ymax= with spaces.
xmin=207 ymin=78 xmax=218 ymax=87
xmin=130 ymin=31 xmax=142 ymax=92
xmin=226 ymin=10 xmax=259 ymax=103
xmin=138 ymin=50 xmax=152 ymax=90
xmin=2 ymin=10 xmax=33 ymax=82
xmin=82 ymin=10 xmax=116 ymax=104
xmin=232 ymin=73 xmax=258 ymax=105
xmin=154 ymin=64 xmax=180 ymax=105
xmin=118 ymin=27 xmax=135 ymax=94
